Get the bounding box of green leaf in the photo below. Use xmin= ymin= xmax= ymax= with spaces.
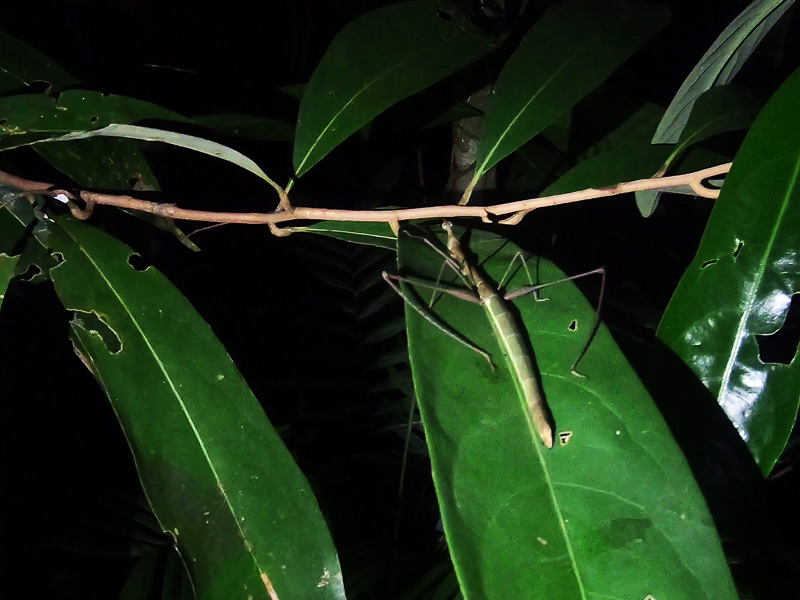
xmin=42 ymin=217 xmax=346 ymax=599
xmin=0 ymin=29 xmax=77 ymax=93
xmin=0 ymin=252 xmax=18 ymax=309
xmin=0 ymin=194 xmax=57 ymax=282
xmin=542 ymin=144 xmax=672 ymax=197
xmin=193 ymin=113 xmax=294 ymax=142
xmin=0 ymin=91 xmax=200 ymax=249
xmin=0 ymin=90 xmax=187 ymax=145
xmin=504 ymin=140 xmax=563 ymax=194
xmin=657 ymin=68 xmax=800 ymax=475
xmin=636 ymin=86 xmax=760 ymax=217
xmin=639 ymin=0 xmax=794 ymax=217
xmin=472 ymin=0 xmax=669 ymax=186
xmin=667 ymin=85 xmax=760 ymax=166
xmin=292 ymin=0 xmax=491 ymax=177
xmin=3 ymin=122 xmax=278 ymax=189
xmin=652 ymin=0 xmax=795 ymax=145
xmin=398 ymin=226 xmax=736 ymax=600
xmin=578 ymin=102 xmax=665 ymax=161
xmin=288 ymin=220 xmax=398 ymax=250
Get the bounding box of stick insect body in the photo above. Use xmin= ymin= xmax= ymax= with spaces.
xmin=384 ymin=220 xmax=604 ymax=449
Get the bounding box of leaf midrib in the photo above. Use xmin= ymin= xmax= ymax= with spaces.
xmin=64 ymin=224 xmax=266 ymax=580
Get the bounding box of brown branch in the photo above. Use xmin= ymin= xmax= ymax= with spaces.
xmin=0 ymin=163 xmax=731 ymax=234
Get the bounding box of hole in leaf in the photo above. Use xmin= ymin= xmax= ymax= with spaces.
xmin=16 ymin=264 xmax=41 ymax=282
xmin=52 ymin=252 xmax=65 ymax=264
xmin=733 ymin=240 xmax=743 ymax=259
xmin=0 ymin=119 xmax=6 ymax=126
xmin=28 ymin=80 xmax=51 ymax=94
xmin=72 ymin=311 xmax=122 ymax=354
xmin=756 ymin=293 xmax=800 ymax=365
xmin=89 ymin=115 xmax=98 ymax=123
xmin=437 ymin=10 xmax=453 ymax=20
xmin=700 ymin=259 xmax=718 ymax=269
xmin=127 ymin=175 xmax=142 ymax=189
xmin=568 ymin=319 xmax=578 ymax=331
xmin=128 ymin=253 xmax=151 ymax=271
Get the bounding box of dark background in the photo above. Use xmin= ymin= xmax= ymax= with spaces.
xmin=1 ymin=1 xmax=799 ymax=598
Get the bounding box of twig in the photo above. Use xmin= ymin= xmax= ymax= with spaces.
xmin=0 ymin=163 xmax=731 ymax=234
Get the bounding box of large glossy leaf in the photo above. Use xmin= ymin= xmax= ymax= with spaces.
xmin=40 ymin=216 xmax=346 ymax=600
xmin=471 ymin=0 xmax=669 ymax=189
xmin=292 ymin=0 xmax=491 ymax=177
xmin=638 ymin=0 xmax=795 ymax=216
xmin=398 ymin=226 xmax=736 ymax=600
xmin=657 ymin=69 xmax=800 ymax=475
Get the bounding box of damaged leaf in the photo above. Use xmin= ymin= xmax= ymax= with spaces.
xmin=658 ymin=68 xmax=800 ymax=474
xmin=41 ymin=216 xmax=346 ymax=600
xmin=399 ymin=226 xmax=736 ymax=600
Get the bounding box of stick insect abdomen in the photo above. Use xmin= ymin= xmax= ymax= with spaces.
xmin=484 ymin=293 xmax=555 ymax=449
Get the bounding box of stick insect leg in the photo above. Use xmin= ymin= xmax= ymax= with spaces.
xmin=504 ymin=266 xmax=606 ymax=377
xmin=382 ymin=272 xmax=495 ymax=369
xmin=497 ymin=252 xmax=549 ymax=302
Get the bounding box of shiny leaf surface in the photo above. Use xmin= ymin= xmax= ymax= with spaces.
xmin=398 ymin=225 xmax=736 ymax=600
xmin=658 ymin=68 xmax=800 ymax=475
xmin=293 ymin=0 xmax=491 ymax=177
xmin=42 ymin=217 xmax=346 ymax=599
xmin=472 ymin=0 xmax=669 ymax=184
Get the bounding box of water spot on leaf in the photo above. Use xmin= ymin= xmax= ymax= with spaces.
xmin=73 ymin=310 xmax=122 ymax=354
xmin=756 ymin=293 xmax=800 ymax=364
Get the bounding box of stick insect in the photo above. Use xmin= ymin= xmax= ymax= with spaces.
xmin=383 ymin=220 xmax=604 ymax=448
